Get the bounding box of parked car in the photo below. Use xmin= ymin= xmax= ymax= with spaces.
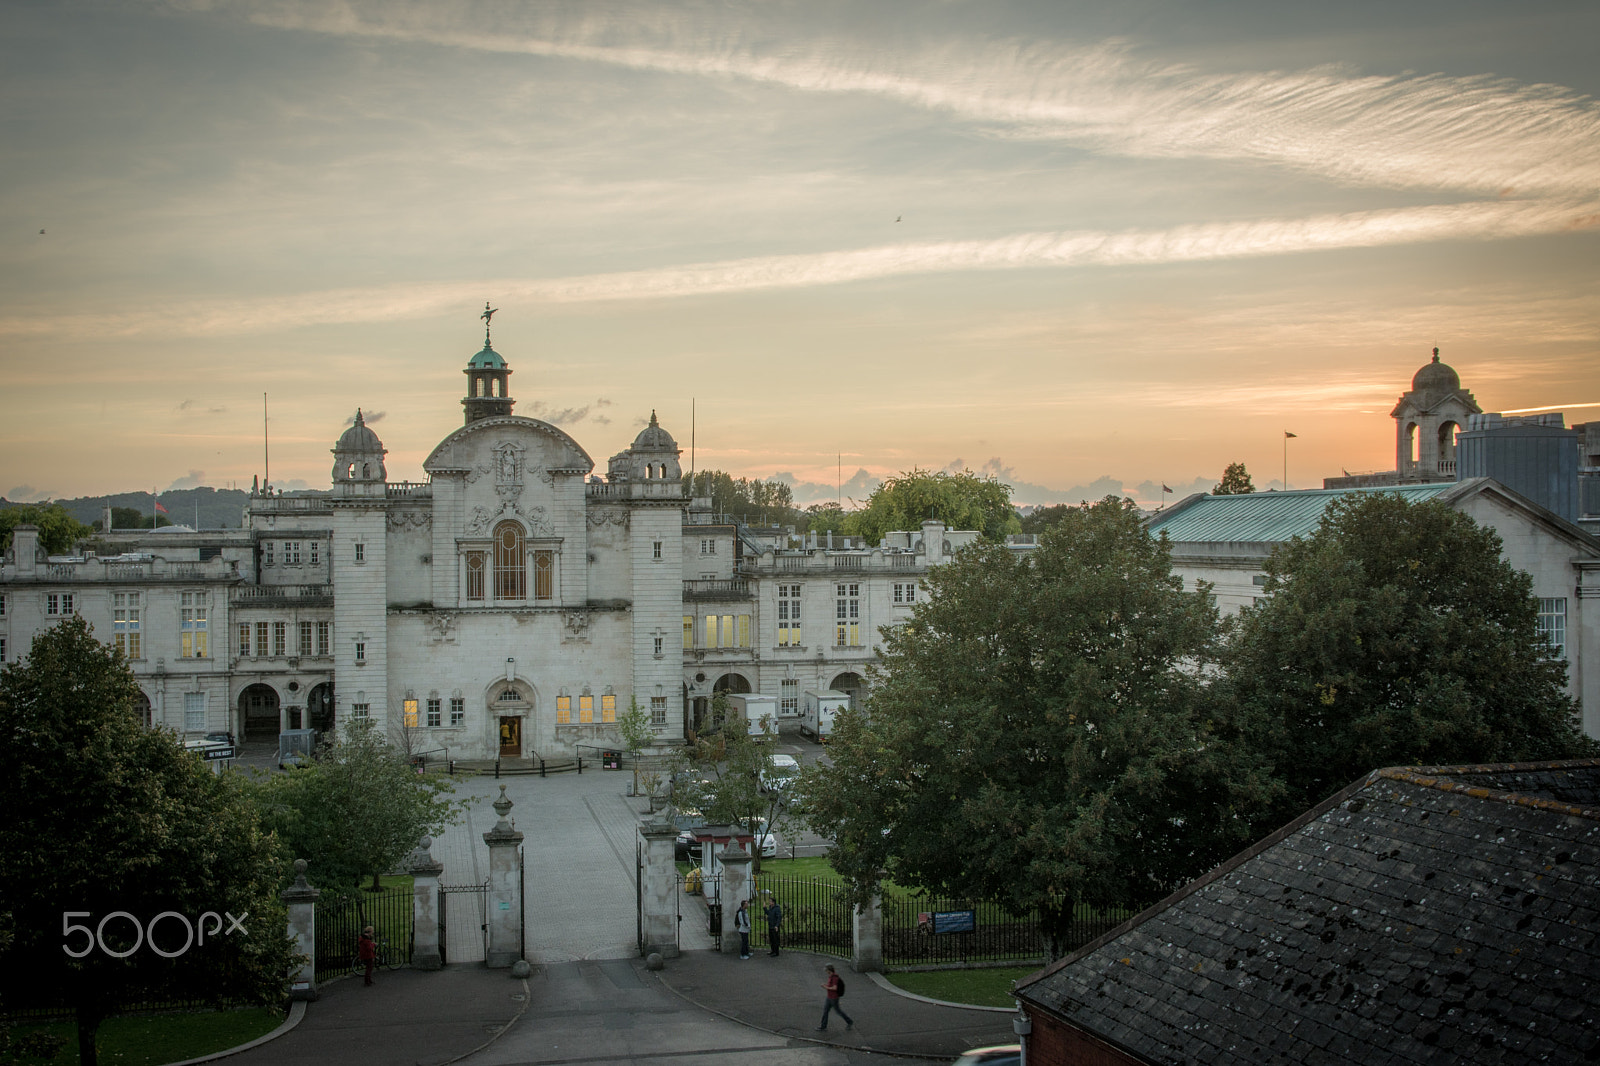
xmin=760 ymin=753 xmax=799 ymax=792
xmin=953 ymin=1046 xmax=1020 ymax=1066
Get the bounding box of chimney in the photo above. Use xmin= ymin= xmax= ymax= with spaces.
xmin=921 ymin=519 xmax=946 ymax=565
xmin=12 ymin=524 xmax=40 ymax=574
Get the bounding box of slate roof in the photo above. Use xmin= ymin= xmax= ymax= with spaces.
xmin=1147 ymin=483 xmax=1455 ymax=545
xmin=1015 ymin=759 xmax=1600 ymax=1066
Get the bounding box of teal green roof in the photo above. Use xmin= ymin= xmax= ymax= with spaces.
xmin=1148 ymin=483 xmax=1455 ymax=544
xmin=467 ymin=344 xmax=506 ymax=370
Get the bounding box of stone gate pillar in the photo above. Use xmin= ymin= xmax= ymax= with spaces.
xmin=482 ymin=785 xmax=524 ymax=968
xmin=409 ymin=835 xmax=444 ymax=970
xmin=718 ymin=841 xmax=752 ymax=956
xmin=852 ymin=890 xmax=883 ymax=973
xmin=282 ymin=859 xmax=320 ymax=1000
xmin=639 ymin=820 xmax=679 ymax=959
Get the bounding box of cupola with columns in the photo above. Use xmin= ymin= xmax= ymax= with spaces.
xmin=331 ymin=409 xmax=388 ymax=498
xmin=463 ymin=302 xmax=515 ymax=424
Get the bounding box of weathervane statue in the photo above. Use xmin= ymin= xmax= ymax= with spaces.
xmin=481 ymin=301 xmax=498 ymax=345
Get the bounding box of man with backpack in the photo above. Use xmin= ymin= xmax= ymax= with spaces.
xmin=815 ymin=963 xmax=853 ymax=1031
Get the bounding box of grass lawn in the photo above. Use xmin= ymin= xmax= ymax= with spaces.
xmin=886 ymin=966 xmax=1040 ymax=1009
xmin=8 ymin=1006 xmax=284 ymax=1065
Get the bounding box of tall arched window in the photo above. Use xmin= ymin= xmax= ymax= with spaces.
xmin=493 ymin=521 xmax=525 ymax=599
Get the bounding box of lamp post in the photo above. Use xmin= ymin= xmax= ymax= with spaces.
xmin=1283 ymin=431 xmax=1297 ymax=490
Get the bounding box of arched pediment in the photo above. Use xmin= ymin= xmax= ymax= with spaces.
xmin=423 ymin=416 xmax=594 ymax=476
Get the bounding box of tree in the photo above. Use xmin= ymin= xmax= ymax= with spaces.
xmin=1212 ymin=462 xmax=1256 ymax=495
xmin=803 ymin=501 xmax=847 ymax=534
xmin=0 ymin=502 xmax=93 ymax=554
xmin=96 ymin=506 xmax=173 ymax=531
xmin=1017 ymin=503 xmax=1080 ymax=534
xmin=0 ymin=618 xmax=296 ymax=1066
xmin=618 ymin=696 xmax=656 ymax=798
xmin=846 ymin=468 xmax=1021 ymax=545
xmin=672 ymin=696 xmax=782 ymax=872
xmin=251 ymin=724 xmax=457 ymax=893
xmin=683 ymin=470 xmax=801 ymax=527
xmin=802 ymin=497 xmax=1262 ymax=957
xmin=1219 ymin=492 xmax=1594 ymax=825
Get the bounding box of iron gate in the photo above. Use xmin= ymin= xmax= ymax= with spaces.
xmin=674 ymin=871 xmax=722 ymax=951
xmin=438 ymin=880 xmax=489 ymax=965
xmin=314 ymin=886 xmax=414 ymax=982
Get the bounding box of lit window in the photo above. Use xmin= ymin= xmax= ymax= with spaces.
xmin=683 ymin=615 xmax=694 ymax=649
xmin=737 ymin=615 xmax=751 ymax=648
xmin=778 ymin=585 xmax=801 ymax=646
xmin=704 ymin=615 xmax=716 ymax=648
xmin=533 ymin=550 xmax=554 ymax=600
xmin=403 ymin=699 xmax=419 ymax=728
xmin=720 ymin=615 xmax=734 ymax=648
xmin=579 ymin=694 xmax=595 ymax=723
xmin=494 ymin=522 xmax=525 ymax=599
xmin=602 ymin=694 xmax=617 ymax=723
xmin=112 ymin=592 xmax=141 ymax=659
xmin=180 ymin=593 xmax=208 ymax=658
xmin=556 ymin=695 xmax=572 ymax=724
xmin=427 ymin=697 xmax=442 ymax=728
xmin=836 ymin=622 xmax=861 ymax=647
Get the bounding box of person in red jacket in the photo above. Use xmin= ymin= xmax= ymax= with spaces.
xmin=815 ymin=964 xmax=854 ymax=1031
xmin=358 ymin=926 xmax=377 ymax=986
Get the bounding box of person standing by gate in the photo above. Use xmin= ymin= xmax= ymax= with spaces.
xmin=358 ymin=925 xmax=378 ymax=986
xmin=764 ymin=892 xmax=783 ymax=956
xmin=735 ymin=899 xmax=752 ymax=959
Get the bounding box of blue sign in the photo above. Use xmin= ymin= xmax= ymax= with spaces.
xmin=933 ymin=909 xmax=976 ymax=934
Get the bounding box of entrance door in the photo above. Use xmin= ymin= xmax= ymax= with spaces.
xmin=498 ymin=716 xmax=522 ymax=758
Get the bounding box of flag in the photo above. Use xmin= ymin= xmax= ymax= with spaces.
xmin=1284 ymin=431 xmax=1298 ymax=439
xmin=1162 ymin=484 xmax=1172 ymax=493
xmin=154 ymin=500 xmax=169 ymax=514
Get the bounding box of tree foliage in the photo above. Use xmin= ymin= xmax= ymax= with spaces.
xmin=683 ymin=470 xmax=801 ymax=527
xmin=97 ymin=506 xmax=173 ymax=531
xmin=250 ymin=725 xmax=457 ymax=893
xmin=0 ymin=618 xmax=295 ymax=1065
xmin=1212 ymin=462 xmax=1256 ymax=495
xmin=1017 ymin=503 xmax=1080 ymax=534
xmin=671 ymin=696 xmax=782 ymax=871
xmin=0 ymin=503 xmax=93 ymax=554
xmin=846 ymin=468 xmax=1021 ymax=545
xmin=1218 ymin=492 xmax=1594 ymax=823
xmin=801 ymin=497 xmax=1266 ymax=957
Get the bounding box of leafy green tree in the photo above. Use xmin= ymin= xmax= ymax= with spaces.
xmin=1212 ymin=462 xmax=1256 ymax=495
xmin=618 ymin=696 xmax=656 ymax=797
xmin=683 ymin=470 xmax=801 ymax=526
xmin=802 ymin=502 xmax=847 ymax=534
xmin=1219 ymin=492 xmax=1594 ymax=824
xmin=1017 ymin=503 xmax=1079 ymax=534
xmin=847 ymin=468 xmax=1021 ymax=544
xmin=0 ymin=618 xmax=296 ymax=1066
xmin=0 ymin=503 xmax=93 ymax=554
xmin=97 ymin=506 xmax=173 ymax=531
xmin=802 ymin=497 xmax=1263 ymax=958
xmin=672 ymin=698 xmax=781 ymax=872
xmin=251 ymin=725 xmax=457 ymax=893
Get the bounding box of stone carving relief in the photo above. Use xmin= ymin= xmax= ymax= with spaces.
xmin=387 ymin=511 xmax=433 ymax=532
xmin=586 ymin=508 xmax=629 ymax=530
xmin=465 ymin=502 xmax=554 ymax=538
xmin=465 ymin=439 xmax=555 ymax=489
xmin=428 ymin=613 xmax=458 ymax=643
xmin=561 ymin=610 xmax=591 ymax=643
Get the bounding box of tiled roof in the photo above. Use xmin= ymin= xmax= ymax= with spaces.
xmin=1147 ymin=483 xmax=1456 ymax=545
xmin=1016 ymin=760 xmax=1600 ymax=1066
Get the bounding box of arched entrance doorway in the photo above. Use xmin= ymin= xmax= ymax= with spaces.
xmin=306 ymin=682 xmax=335 ymax=733
xmin=239 ymin=683 xmax=281 ymax=738
xmin=707 ymin=672 xmax=752 ymax=732
xmin=829 ymin=672 xmax=865 ymax=710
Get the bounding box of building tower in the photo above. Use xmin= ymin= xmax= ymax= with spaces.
xmin=463 ymin=305 xmax=514 ymax=424
xmin=1392 ymin=348 xmax=1481 ymax=481
xmin=329 ymin=409 xmax=390 ymax=734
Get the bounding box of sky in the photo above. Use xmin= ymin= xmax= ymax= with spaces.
xmin=2 ymin=0 xmax=1597 ymax=508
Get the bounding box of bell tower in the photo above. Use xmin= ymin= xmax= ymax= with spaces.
xmin=463 ymin=303 xmax=514 ymax=424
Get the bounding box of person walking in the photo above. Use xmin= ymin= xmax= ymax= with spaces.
xmin=735 ymin=899 xmax=752 ymax=959
xmin=764 ymin=893 xmax=783 ymax=956
xmin=815 ymin=964 xmax=854 ymax=1031
xmin=357 ymin=925 xmax=378 ymax=986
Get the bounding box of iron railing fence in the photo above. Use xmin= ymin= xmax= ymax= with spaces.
xmin=314 ymin=886 xmax=413 ymax=982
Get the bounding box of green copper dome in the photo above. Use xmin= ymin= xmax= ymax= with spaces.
xmin=467 ymin=343 xmax=507 ymax=370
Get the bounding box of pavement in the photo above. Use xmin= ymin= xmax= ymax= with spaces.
xmin=219 ymin=743 xmax=1016 ymax=1066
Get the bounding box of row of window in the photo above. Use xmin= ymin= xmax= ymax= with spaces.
xmin=263 ymin=541 xmax=322 ymax=567
xmin=684 ymin=614 xmax=753 ymax=649
xmin=11 ymin=591 xmax=209 ymax=659
xmin=238 ymin=620 xmax=332 ymax=659
xmin=402 ymin=695 xmax=467 ymax=728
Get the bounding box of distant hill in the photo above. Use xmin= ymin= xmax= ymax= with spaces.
xmin=0 ymin=487 xmax=253 ymax=531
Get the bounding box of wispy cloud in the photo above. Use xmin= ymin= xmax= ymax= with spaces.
xmin=230 ymin=2 xmax=1600 ymax=197
xmin=6 ymin=197 xmax=1592 ymax=340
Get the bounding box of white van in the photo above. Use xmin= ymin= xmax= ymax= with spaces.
xmin=761 ymin=753 xmax=800 ymax=792
xmin=727 ymin=693 xmax=779 ymax=740
xmin=800 ymin=689 xmax=850 ymax=741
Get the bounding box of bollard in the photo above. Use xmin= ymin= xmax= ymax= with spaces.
xmin=578 ymin=756 xmax=583 ymax=774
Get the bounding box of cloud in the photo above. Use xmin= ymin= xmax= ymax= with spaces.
xmin=167 ymin=470 xmax=207 ymax=490
xmin=7 ymin=198 xmax=1593 ymax=341
xmin=526 ymin=400 xmax=608 ymax=426
xmin=6 ymin=485 xmax=52 ymax=502
xmin=346 ymin=409 xmax=387 ymax=425
xmin=233 ymin=3 xmax=1600 ymax=198
xmin=772 ymin=468 xmax=882 ymax=507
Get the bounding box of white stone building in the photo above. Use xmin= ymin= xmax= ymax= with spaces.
xmin=2 ymin=326 xmax=988 ymax=760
